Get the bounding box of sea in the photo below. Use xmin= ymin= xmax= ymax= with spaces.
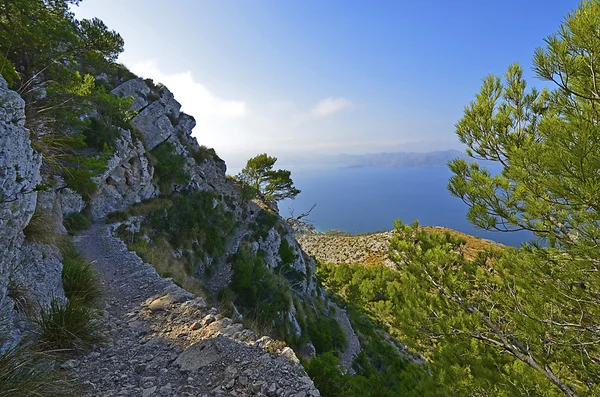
xmin=281 ymin=166 xmax=532 ymax=247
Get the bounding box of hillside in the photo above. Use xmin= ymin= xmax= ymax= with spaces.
xmin=298 ymin=226 xmax=501 ymax=266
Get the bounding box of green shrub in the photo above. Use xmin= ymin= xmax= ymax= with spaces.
xmin=231 ymin=246 xmax=292 ymax=337
xmin=127 ymin=198 xmax=172 ymax=216
xmin=251 ymin=209 xmax=278 ymax=240
xmin=106 ymin=210 xmax=128 ymax=223
xmin=150 ymin=143 xmax=190 ymax=193
xmin=146 ymin=191 xmax=235 ymax=258
xmin=82 ymin=117 xmax=121 ymax=151
xmin=36 ymin=299 xmax=103 ymax=352
xmin=307 ymin=316 xmax=347 ymax=354
xmin=278 ymin=238 xmax=296 ymax=265
xmin=63 ymin=168 xmax=98 ymax=201
xmin=60 ymin=243 xmax=99 ymax=305
xmin=190 ymin=145 xmax=217 ymax=165
xmin=0 ymin=344 xmax=75 ymax=397
xmin=63 ymin=212 xmax=92 ymax=234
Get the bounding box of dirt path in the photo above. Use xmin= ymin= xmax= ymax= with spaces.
xmin=69 ymin=223 xmax=321 ymax=397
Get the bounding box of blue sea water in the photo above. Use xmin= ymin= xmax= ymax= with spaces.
xmin=281 ymin=166 xmax=532 ymax=247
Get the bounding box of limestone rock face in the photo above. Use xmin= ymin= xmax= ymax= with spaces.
xmin=0 ymin=75 xmax=65 ymax=348
xmin=110 ymin=78 xmax=150 ymax=112
xmin=131 ymin=101 xmax=175 ymax=151
xmin=89 ymin=129 xmax=156 ymax=220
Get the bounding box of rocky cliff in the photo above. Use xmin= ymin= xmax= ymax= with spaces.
xmin=0 ymin=70 xmax=354 ymax=394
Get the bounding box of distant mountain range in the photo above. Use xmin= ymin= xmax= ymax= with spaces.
xmin=336 ymin=149 xmax=467 ymax=168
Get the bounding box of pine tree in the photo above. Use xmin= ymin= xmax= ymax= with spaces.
xmin=390 ymin=2 xmax=600 ymax=395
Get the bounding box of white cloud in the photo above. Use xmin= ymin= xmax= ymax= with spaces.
xmin=129 ymin=61 xmax=247 ymax=118
xmin=311 ymin=97 xmax=356 ymax=117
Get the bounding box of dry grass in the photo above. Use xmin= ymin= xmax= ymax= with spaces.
xmin=23 ymin=209 xmax=62 ymax=246
xmin=126 ymin=236 xmax=208 ymax=301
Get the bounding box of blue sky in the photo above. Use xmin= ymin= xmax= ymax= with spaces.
xmin=74 ymin=0 xmax=578 ymax=168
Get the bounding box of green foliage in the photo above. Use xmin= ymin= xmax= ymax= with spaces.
xmin=82 ymin=117 xmax=121 ymax=151
xmin=36 ymin=299 xmax=103 ymax=353
xmin=316 ymin=259 xmax=439 ymax=396
xmin=106 ymin=210 xmax=128 ymax=223
xmin=428 ymin=2 xmax=600 ymax=395
xmin=236 ymin=153 xmax=300 ymax=202
xmin=63 ymin=168 xmax=98 ymax=201
xmin=60 ymin=242 xmax=99 ymax=305
xmin=230 ymin=245 xmax=292 ymax=337
xmin=304 ymin=353 xmax=352 ymax=396
xmin=278 ymin=238 xmax=295 ymax=266
xmin=63 ymin=212 xmax=92 ymax=234
xmin=150 ymin=143 xmax=190 ymax=193
xmin=127 ymin=198 xmax=172 ymax=217
xmin=307 ymin=316 xmax=346 ymax=354
xmin=250 ymin=209 xmax=279 ymax=240
xmin=0 ymin=344 xmax=74 ymax=397
xmin=276 ymin=238 xmax=305 ymax=285
xmin=190 ymin=145 xmax=217 ymax=165
xmin=146 ymin=191 xmax=235 ymax=259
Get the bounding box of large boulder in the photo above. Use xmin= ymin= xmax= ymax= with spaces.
xmin=131 ymin=101 xmax=176 ymax=150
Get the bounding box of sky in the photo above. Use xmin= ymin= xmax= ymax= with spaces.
xmin=73 ymin=0 xmax=579 ymax=169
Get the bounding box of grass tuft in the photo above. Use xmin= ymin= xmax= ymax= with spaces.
xmin=60 ymin=243 xmax=100 ymax=305
xmin=0 ymin=344 xmax=75 ymax=397
xmin=23 ymin=209 xmax=60 ymax=245
xmin=106 ymin=210 xmax=128 ymax=223
xmin=63 ymin=212 xmax=92 ymax=235
xmin=36 ymin=299 xmax=104 ymax=353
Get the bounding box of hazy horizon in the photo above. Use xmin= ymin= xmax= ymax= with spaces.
xmin=73 ymin=0 xmax=577 ymax=168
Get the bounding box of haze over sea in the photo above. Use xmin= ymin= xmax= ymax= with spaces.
xmin=282 ymin=166 xmax=532 ymax=247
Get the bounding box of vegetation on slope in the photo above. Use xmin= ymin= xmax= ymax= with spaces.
xmin=311 ymin=3 xmax=600 ymax=395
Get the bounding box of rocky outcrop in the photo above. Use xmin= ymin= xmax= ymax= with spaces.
xmin=0 ymin=75 xmax=64 ymax=347
xmin=110 ymin=78 xmax=150 ymax=112
xmin=90 ymin=129 xmax=156 ymax=219
xmin=297 ymin=231 xmax=396 ymax=268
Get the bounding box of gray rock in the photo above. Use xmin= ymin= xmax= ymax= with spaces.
xmin=90 ymin=129 xmax=156 ymax=219
xmin=0 ymin=77 xmax=43 ymax=348
xmin=131 ymin=101 xmax=175 ymax=151
xmin=111 ymin=78 xmax=150 ymax=112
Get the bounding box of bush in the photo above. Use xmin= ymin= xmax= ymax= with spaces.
xmin=106 ymin=210 xmax=128 ymax=223
xmin=63 ymin=212 xmax=92 ymax=234
xmin=190 ymin=145 xmax=217 ymax=165
xmin=231 ymin=246 xmax=292 ymax=337
xmin=82 ymin=117 xmax=121 ymax=151
xmin=123 ymin=235 xmax=209 ymax=300
xmin=150 ymin=143 xmax=190 ymax=193
xmin=36 ymin=299 xmax=103 ymax=352
xmin=251 ymin=209 xmax=279 ymax=240
xmin=307 ymin=316 xmax=347 ymax=354
xmin=60 ymin=243 xmax=99 ymax=305
xmin=63 ymin=168 xmax=98 ymax=201
xmin=127 ymin=198 xmax=172 ymax=216
xmin=146 ymin=191 xmax=235 ymax=258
